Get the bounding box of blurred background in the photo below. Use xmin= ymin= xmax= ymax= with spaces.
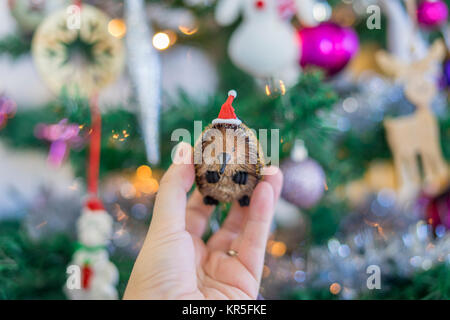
xmin=1 ymin=0 xmax=450 ymax=300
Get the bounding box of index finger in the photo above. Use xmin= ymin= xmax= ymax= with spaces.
xmin=185 ymin=189 xmax=215 ymax=237
xmin=230 ymin=167 xmax=283 ymax=280
xmin=234 ymin=181 xmax=275 ymax=281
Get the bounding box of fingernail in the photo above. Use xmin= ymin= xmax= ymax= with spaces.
xmin=262 ymin=165 xmax=279 ymax=176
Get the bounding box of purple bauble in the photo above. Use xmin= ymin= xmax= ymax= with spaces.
xmin=280 ymin=158 xmax=326 ymax=209
xmin=298 ymin=22 xmax=359 ymax=76
xmin=443 ymin=60 xmax=450 ymax=87
xmin=417 ymin=0 xmax=448 ymax=28
xmin=419 ymin=187 xmax=450 ymax=233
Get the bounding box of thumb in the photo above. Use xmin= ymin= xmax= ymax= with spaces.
xmin=149 ymin=142 xmax=194 ymax=235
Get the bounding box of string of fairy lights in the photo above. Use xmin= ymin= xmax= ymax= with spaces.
xmin=106 ymin=17 xmax=199 ymax=51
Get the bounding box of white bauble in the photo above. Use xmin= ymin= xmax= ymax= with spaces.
xmin=161 ymin=45 xmax=218 ymax=106
xmin=274 ymin=198 xmax=302 ymax=228
xmin=294 ymin=0 xmax=318 ymax=26
xmin=0 ymin=54 xmax=53 ymax=108
xmin=0 ymin=141 xmax=79 ymax=219
xmin=228 ymin=15 xmax=299 ymax=80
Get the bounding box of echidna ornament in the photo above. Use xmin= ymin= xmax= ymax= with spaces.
xmin=194 ymin=90 xmax=264 ymax=207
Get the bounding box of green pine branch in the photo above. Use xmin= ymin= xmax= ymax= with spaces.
xmin=0 ymin=34 xmax=31 ymax=59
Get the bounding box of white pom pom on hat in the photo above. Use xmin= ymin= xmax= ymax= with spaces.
xmin=228 ymin=89 xmax=237 ymax=97
xmin=212 ymin=90 xmax=242 ymax=125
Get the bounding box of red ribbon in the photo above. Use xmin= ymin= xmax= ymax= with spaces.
xmin=87 ymin=94 xmax=101 ymax=196
xmin=72 ymin=0 xmax=101 ymax=198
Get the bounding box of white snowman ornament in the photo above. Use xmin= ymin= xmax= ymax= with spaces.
xmin=65 ymin=199 xmax=119 ymax=300
xmin=215 ymin=0 xmax=317 ymax=86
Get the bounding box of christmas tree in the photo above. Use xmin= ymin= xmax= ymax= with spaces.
xmin=0 ymin=0 xmax=450 ymax=299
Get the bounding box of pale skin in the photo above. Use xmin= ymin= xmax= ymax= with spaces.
xmin=124 ymin=142 xmax=283 ymax=299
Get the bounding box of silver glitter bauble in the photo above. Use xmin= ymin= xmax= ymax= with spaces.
xmin=280 ymin=158 xmax=326 ymax=209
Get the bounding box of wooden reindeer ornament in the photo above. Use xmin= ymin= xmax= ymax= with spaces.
xmin=375 ymin=39 xmax=448 ymax=200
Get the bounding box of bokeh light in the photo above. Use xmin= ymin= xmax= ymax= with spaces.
xmin=133 ymin=165 xmax=159 ymax=195
xmin=178 ymin=25 xmax=198 ymax=35
xmin=330 ymin=282 xmax=341 ymax=295
xmin=270 ymin=241 xmax=287 ymax=257
xmin=153 ymin=32 xmax=171 ymax=50
xmin=137 ymin=165 xmax=153 ymax=180
xmin=108 ymin=19 xmax=127 ymax=39
xmin=313 ymin=2 xmax=332 ymax=22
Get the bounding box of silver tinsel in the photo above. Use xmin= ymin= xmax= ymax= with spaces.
xmin=325 ymin=72 xmax=448 ymax=134
xmin=125 ymin=0 xmax=161 ymax=164
xmin=300 ymin=220 xmax=450 ymax=298
xmin=261 ymin=192 xmax=450 ymax=299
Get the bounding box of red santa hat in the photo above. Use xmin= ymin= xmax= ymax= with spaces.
xmin=212 ymin=90 xmax=242 ymax=126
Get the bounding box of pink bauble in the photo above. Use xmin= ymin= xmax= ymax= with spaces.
xmin=417 ymin=0 xmax=448 ymax=28
xmin=298 ymin=22 xmax=359 ymax=76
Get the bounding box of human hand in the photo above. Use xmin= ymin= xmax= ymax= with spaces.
xmin=123 ymin=143 xmax=283 ymax=300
